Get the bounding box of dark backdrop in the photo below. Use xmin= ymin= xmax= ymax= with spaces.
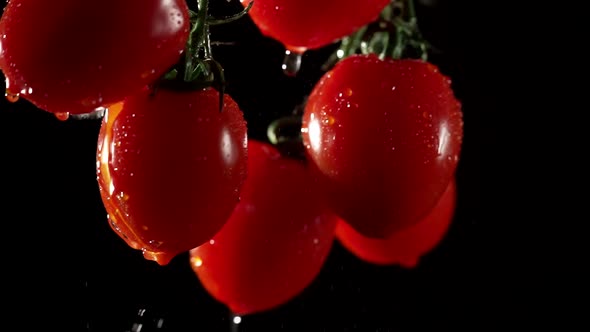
xmin=1 ymin=0 xmax=533 ymax=331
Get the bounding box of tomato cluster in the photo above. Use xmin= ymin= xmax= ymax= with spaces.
xmin=0 ymin=0 xmax=464 ymax=318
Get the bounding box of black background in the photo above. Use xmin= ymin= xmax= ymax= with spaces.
xmin=1 ymin=0 xmax=541 ymax=331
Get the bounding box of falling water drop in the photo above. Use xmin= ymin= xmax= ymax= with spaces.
xmin=55 ymin=112 xmax=70 ymax=121
xmin=281 ymin=49 xmax=303 ymax=77
xmin=230 ymin=312 xmax=242 ymax=332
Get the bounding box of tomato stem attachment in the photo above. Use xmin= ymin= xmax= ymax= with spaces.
xmin=322 ymin=0 xmax=430 ymax=70
xmin=158 ymin=0 xmax=253 ymax=112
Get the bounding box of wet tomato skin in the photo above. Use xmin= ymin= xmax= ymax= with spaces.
xmin=240 ymin=0 xmax=390 ymax=52
xmin=336 ymin=179 xmax=457 ymax=268
xmin=0 ymin=0 xmax=189 ymax=114
xmin=302 ymin=54 xmax=463 ymax=238
xmin=190 ymin=140 xmax=338 ymax=315
xmin=97 ymin=88 xmax=248 ymax=265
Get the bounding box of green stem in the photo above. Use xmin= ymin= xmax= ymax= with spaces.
xmin=406 ymin=0 xmax=417 ymax=21
xmin=380 ymin=1 xmax=393 ymax=21
xmin=322 ymin=26 xmax=367 ymax=71
xmin=209 ymin=1 xmax=254 ymax=25
xmin=159 ymin=0 xmax=249 ymax=96
xmin=203 ymin=25 xmax=212 ymax=59
xmin=182 ymin=0 xmax=211 ymax=82
xmin=267 ymin=116 xmax=302 ymax=145
xmin=266 ymin=116 xmax=306 ymax=160
xmin=182 ymin=24 xmax=198 ymax=81
xmin=194 ymin=0 xmax=209 ymax=47
xmin=388 ymin=0 xmax=427 ymax=60
xmin=321 ymin=0 xmax=430 ymax=68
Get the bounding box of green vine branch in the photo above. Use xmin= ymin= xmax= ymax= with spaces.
xmin=322 ymin=0 xmax=431 ymax=71
xmin=157 ymin=0 xmax=254 ymax=111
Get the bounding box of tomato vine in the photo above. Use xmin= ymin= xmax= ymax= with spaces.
xmin=323 ymin=0 xmax=430 ymax=70
xmin=157 ymin=0 xmax=253 ymax=111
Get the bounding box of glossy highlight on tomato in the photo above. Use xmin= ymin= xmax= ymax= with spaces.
xmin=190 ymin=140 xmax=338 ymax=315
xmin=240 ymin=0 xmax=390 ymax=52
xmin=302 ymin=54 xmax=463 ymax=238
xmin=96 ymin=87 xmax=248 ymax=265
xmin=336 ymin=179 xmax=457 ymax=268
xmin=0 ymin=0 xmax=190 ymax=114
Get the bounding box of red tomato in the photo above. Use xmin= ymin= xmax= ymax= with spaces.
xmin=336 ymin=179 xmax=457 ymax=268
xmin=240 ymin=0 xmax=390 ymax=52
xmin=0 ymin=0 xmax=189 ymax=114
xmin=301 ymin=54 xmax=463 ymax=238
xmin=190 ymin=140 xmax=338 ymax=315
xmin=96 ymin=87 xmax=248 ymax=265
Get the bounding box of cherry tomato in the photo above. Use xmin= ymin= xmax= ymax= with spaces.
xmin=240 ymin=0 xmax=390 ymax=52
xmin=96 ymin=87 xmax=248 ymax=265
xmin=301 ymin=54 xmax=463 ymax=238
xmin=336 ymin=179 xmax=457 ymax=268
xmin=190 ymin=140 xmax=338 ymax=315
xmin=0 ymin=0 xmax=189 ymax=114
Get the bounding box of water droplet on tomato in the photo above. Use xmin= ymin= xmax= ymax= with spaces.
xmin=55 ymin=112 xmax=70 ymax=121
xmin=5 ymin=89 xmax=19 ymax=103
xmin=148 ymin=240 xmax=163 ymax=248
xmin=109 ymin=218 xmax=123 ymax=234
xmin=191 ymin=256 xmax=203 ymax=267
xmin=118 ymin=191 xmax=130 ymax=202
xmin=282 ymin=49 xmax=303 ymax=77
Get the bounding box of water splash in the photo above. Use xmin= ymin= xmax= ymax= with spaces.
xmin=126 ymin=308 xmax=165 ymax=331
xmin=281 ymin=49 xmax=303 ymax=77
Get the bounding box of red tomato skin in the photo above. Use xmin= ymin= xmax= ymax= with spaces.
xmin=240 ymin=0 xmax=391 ymax=52
xmin=190 ymin=140 xmax=338 ymax=315
xmin=336 ymin=179 xmax=457 ymax=268
xmin=301 ymin=54 xmax=463 ymax=238
xmin=0 ymin=0 xmax=189 ymax=114
xmin=96 ymin=88 xmax=248 ymax=265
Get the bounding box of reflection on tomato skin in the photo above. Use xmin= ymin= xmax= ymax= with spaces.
xmin=336 ymin=179 xmax=457 ymax=268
